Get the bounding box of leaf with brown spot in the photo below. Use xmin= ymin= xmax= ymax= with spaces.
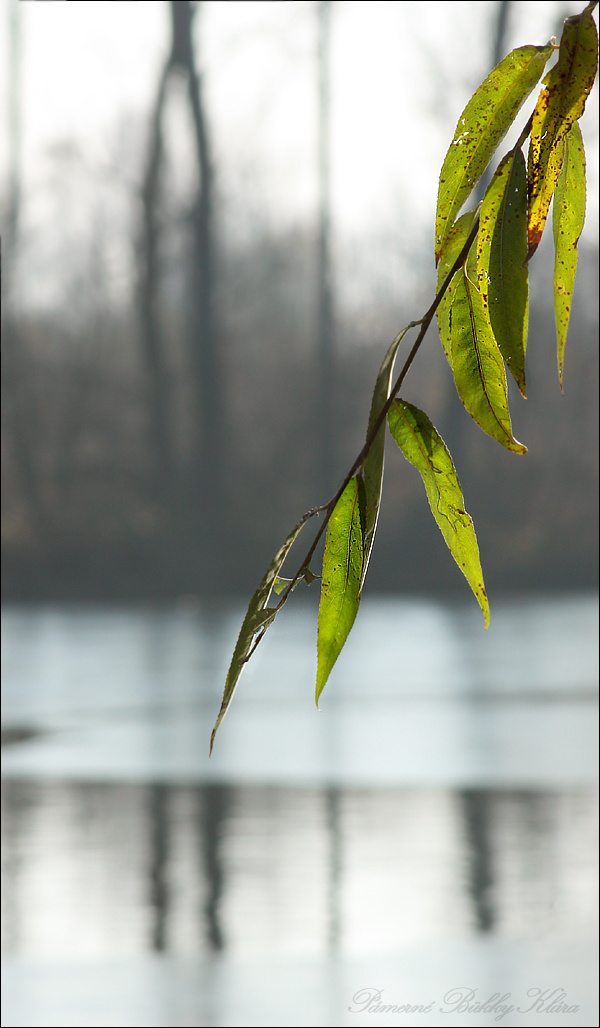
xmin=477 ymin=149 xmax=529 ymax=397
xmin=316 ymin=476 xmax=365 ymax=704
xmin=449 ymin=246 xmax=527 ymax=455
xmin=553 ymin=121 xmax=586 ymax=389
xmin=527 ymin=5 xmax=598 ymax=260
xmin=388 ymin=400 xmax=489 ymax=627
xmin=436 ymin=210 xmax=478 ymax=368
xmin=435 ymin=44 xmax=551 ymax=265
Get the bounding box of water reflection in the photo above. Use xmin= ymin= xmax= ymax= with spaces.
xmin=2 ymin=782 xmax=597 ymax=960
xmin=201 ymin=785 xmax=231 ymax=951
xmin=1 ymin=598 xmax=598 ymax=1025
xmin=461 ymin=790 xmax=495 ymax=933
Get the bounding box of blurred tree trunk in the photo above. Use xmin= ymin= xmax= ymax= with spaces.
xmin=139 ymin=0 xmax=223 ymax=562
xmin=139 ymin=63 xmax=173 ymax=496
xmin=317 ymin=0 xmax=335 ymax=500
xmin=180 ymin=1 xmax=223 ymax=527
xmin=3 ymin=0 xmax=46 ymax=535
xmin=474 ymin=1 xmax=511 ymax=204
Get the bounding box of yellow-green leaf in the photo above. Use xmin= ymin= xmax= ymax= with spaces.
xmin=316 ymin=476 xmax=365 ymax=705
xmin=553 ymin=121 xmax=586 ymax=389
xmin=388 ymin=399 xmax=489 ymax=627
xmin=477 ymin=149 xmax=529 ymax=397
xmin=210 ymin=517 xmax=307 ymax=752
xmin=527 ymin=113 xmax=566 ymax=263
xmin=435 ymin=44 xmax=551 ymax=264
xmin=527 ymin=6 xmax=597 ymax=260
xmin=361 ymin=324 xmax=412 ymax=589
xmin=436 ymin=210 xmax=478 ymax=367
xmin=450 ymin=248 xmax=527 ymax=454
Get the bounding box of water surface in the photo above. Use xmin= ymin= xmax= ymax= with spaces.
xmin=1 ymin=596 xmax=598 ymax=1027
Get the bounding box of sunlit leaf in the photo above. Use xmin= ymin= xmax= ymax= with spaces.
xmin=316 ymin=475 xmax=365 ymax=705
xmin=210 ymin=517 xmax=307 ymax=752
xmin=388 ymin=400 xmax=489 ymax=627
xmin=527 ymin=6 xmax=597 ymax=260
xmin=435 ymin=44 xmax=551 ymax=264
xmin=526 ymin=119 xmax=566 ymax=263
xmin=477 ymin=149 xmax=529 ymax=397
xmin=361 ymin=324 xmax=412 ymax=589
xmin=436 ymin=210 xmax=478 ymax=367
xmin=553 ymin=122 xmax=586 ymax=389
xmin=450 ymin=247 xmax=527 ymax=454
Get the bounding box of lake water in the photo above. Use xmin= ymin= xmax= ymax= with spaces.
xmin=1 ymin=596 xmax=598 ymax=1027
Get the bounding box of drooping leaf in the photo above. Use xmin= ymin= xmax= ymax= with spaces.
xmin=388 ymin=399 xmax=489 ymax=627
xmin=435 ymin=44 xmax=552 ymax=264
xmin=527 ymin=5 xmax=597 ymax=260
xmin=477 ymin=149 xmax=529 ymax=397
xmin=210 ymin=517 xmax=307 ymax=752
xmin=361 ymin=324 xmax=412 ymax=589
xmin=450 ymin=247 xmax=527 ymax=454
xmin=436 ymin=209 xmax=478 ymax=367
xmin=526 ymin=118 xmax=566 ymax=263
xmin=316 ymin=475 xmax=365 ymax=705
xmin=553 ymin=122 xmax=586 ymax=390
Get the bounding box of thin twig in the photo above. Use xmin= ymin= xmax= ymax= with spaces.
xmin=274 ymin=212 xmax=482 ymax=608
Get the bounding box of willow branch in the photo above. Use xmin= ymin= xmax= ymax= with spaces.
xmin=274 ymin=210 xmax=482 ymax=610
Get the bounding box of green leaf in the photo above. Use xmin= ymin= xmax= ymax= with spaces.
xmin=477 ymin=149 xmax=529 ymax=397
xmin=527 ymin=6 xmax=597 ymax=260
xmin=388 ymin=399 xmax=489 ymax=627
xmin=436 ymin=210 xmax=478 ymax=367
xmin=210 ymin=517 xmax=307 ymax=752
xmin=435 ymin=44 xmax=552 ymax=264
xmin=553 ymin=122 xmax=586 ymax=390
xmin=361 ymin=324 xmax=412 ymax=589
xmin=316 ymin=475 xmax=365 ymax=705
xmin=450 ymin=247 xmax=527 ymax=454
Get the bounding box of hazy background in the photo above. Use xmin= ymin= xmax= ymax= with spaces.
xmin=2 ymin=0 xmax=598 ymax=602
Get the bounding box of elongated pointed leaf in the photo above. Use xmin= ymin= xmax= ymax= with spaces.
xmin=316 ymin=476 xmax=365 ymax=704
xmin=210 ymin=517 xmax=307 ymax=752
xmin=361 ymin=324 xmax=412 ymax=589
xmin=436 ymin=210 xmax=478 ymax=367
xmin=478 ymin=149 xmax=529 ymax=397
xmin=450 ymin=248 xmax=527 ymax=454
xmin=435 ymin=44 xmax=551 ymax=264
xmin=527 ymin=6 xmax=597 ymax=260
xmin=527 ymin=116 xmax=566 ymax=263
xmin=553 ymin=122 xmax=586 ymax=390
xmin=388 ymin=400 xmax=489 ymax=627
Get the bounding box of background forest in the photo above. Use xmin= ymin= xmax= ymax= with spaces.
xmin=2 ymin=0 xmax=598 ymax=601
